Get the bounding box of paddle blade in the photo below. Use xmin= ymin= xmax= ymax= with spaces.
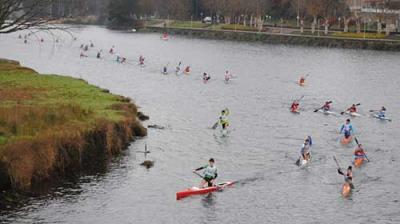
xmin=211 ymin=122 xmax=219 ymax=129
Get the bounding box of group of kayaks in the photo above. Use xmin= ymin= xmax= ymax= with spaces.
xmin=292 ymin=75 xmax=391 ymax=198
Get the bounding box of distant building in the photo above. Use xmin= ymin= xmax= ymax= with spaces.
xmin=346 ymin=0 xmax=400 ymax=32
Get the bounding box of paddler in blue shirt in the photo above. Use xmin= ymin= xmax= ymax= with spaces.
xmin=300 ymin=136 xmax=312 ymax=160
xmin=194 ymin=158 xmax=218 ymax=188
xmin=377 ymin=106 xmax=386 ymax=118
xmin=340 ymin=119 xmax=354 ymax=139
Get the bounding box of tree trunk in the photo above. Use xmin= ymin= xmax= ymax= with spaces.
xmin=324 ymin=20 xmax=328 ymax=35
xmin=300 ymin=20 xmax=304 ymax=33
xmin=225 ymin=16 xmax=231 ymax=24
xmin=311 ymin=17 xmax=316 ymax=34
xmin=356 ymin=19 xmax=361 ymax=33
xmin=377 ymin=20 xmax=382 ymax=34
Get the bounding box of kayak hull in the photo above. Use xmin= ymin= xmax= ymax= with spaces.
xmin=340 ymin=136 xmax=353 ymax=145
xmin=354 ymin=157 xmax=364 ymax=168
xmin=317 ymin=110 xmax=338 ymax=116
xmin=297 ymin=157 xmax=311 ymax=167
xmin=342 ymin=182 xmax=351 ymax=197
xmin=373 ymin=114 xmax=392 ymax=121
xmin=176 ymin=182 xmax=234 ymax=200
xmin=344 ymin=111 xmax=362 ymax=117
xmin=291 ymin=109 xmax=300 ymax=114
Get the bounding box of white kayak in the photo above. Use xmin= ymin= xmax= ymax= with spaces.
xmin=373 ymin=114 xmax=392 ymax=122
xmin=343 ymin=111 xmax=362 ymax=117
xmin=317 ymin=109 xmax=339 ymax=116
xmin=296 ymin=154 xmax=311 ymax=167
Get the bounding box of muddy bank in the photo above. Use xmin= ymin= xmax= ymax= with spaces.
xmin=144 ymin=26 xmax=400 ymax=51
xmin=0 ymin=60 xmax=147 ymax=199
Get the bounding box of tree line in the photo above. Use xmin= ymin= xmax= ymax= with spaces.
xmin=2 ymin=0 xmax=399 ymax=32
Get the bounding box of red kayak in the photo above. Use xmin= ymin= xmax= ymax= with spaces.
xmin=176 ymin=181 xmax=235 ymax=200
xmin=340 ymin=136 xmax=353 ymax=145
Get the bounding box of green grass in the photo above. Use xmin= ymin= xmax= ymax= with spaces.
xmin=169 ymin=21 xmax=210 ymax=29
xmin=0 ymin=60 xmax=135 ymax=146
xmin=332 ymin=32 xmax=387 ymax=39
xmin=220 ymin=24 xmax=259 ymax=32
xmin=0 ymin=136 xmax=6 ymax=145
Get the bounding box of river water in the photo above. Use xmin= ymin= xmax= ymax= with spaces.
xmin=1 ymin=26 xmax=400 ymax=224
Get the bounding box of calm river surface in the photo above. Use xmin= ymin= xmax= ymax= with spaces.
xmin=1 ymin=26 xmax=400 ymax=224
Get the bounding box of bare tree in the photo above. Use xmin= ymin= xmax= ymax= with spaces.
xmin=0 ymin=0 xmax=55 ymax=34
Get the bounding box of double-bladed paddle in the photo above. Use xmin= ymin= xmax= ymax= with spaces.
xmin=355 ymin=138 xmax=370 ymax=162
xmin=333 ymin=155 xmax=343 ymax=174
xmin=340 ymin=103 xmax=361 ymax=115
xmin=314 ymin=101 xmax=332 ymax=112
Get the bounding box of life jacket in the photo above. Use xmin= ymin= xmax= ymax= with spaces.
xmin=301 ymin=143 xmax=310 ymax=156
xmin=203 ymin=165 xmax=217 ymax=179
xmin=349 ymin=106 xmax=357 ymax=113
xmin=299 ymin=77 xmax=305 ymax=83
xmin=291 ymin=103 xmax=299 ymax=111
xmin=354 ymin=148 xmax=365 ymax=157
xmin=322 ymin=104 xmax=330 ymax=110
xmin=346 ymin=170 xmax=353 ymax=179
xmin=219 ymin=114 xmax=229 ymax=125
xmin=342 ymin=123 xmax=352 ymax=132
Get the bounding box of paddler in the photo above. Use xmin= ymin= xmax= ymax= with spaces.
xmin=354 ymin=143 xmax=366 ymax=161
xmin=80 ymin=52 xmax=87 ymax=58
xmin=337 ymin=166 xmax=354 ymax=189
xmin=175 ymin=62 xmax=182 ymax=74
xmin=377 ymin=106 xmax=386 ymax=118
xmin=300 ymin=136 xmax=312 ymax=160
xmin=109 ymin=46 xmax=115 ymax=54
xmin=219 ymin=109 xmax=230 ymax=130
xmin=203 ymin=72 xmax=211 ymax=82
xmin=322 ymin=101 xmax=332 ymax=111
xmin=121 ymin=57 xmax=127 ymax=64
xmin=139 ymin=55 xmax=145 ymax=66
xmin=184 ymin=66 xmax=191 ymax=74
xmin=291 ymin=100 xmax=300 ymax=112
xmin=163 ymin=65 xmax=168 ymax=75
xmin=193 ymin=158 xmax=218 ymax=188
xmin=299 ymin=75 xmax=306 ymax=85
xmin=224 ymin=71 xmax=232 ymax=82
xmin=345 ymin=104 xmax=358 ymax=113
xmin=96 ymin=50 xmax=102 ymax=59
xmin=340 ymin=119 xmax=354 ymax=139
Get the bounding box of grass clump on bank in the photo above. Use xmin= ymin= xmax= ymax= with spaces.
xmin=170 ymin=21 xmax=210 ymax=29
xmin=0 ymin=59 xmax=147 ymax=191
xmin=220 ymin=24 xmax=259 ymax=32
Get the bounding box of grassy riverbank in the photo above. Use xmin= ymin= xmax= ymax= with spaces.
xmin=0 ymin=59 xmax=147 ymax=192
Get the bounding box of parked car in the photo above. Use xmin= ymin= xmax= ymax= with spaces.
xmin=203 ymin=17 xmax=212 ymax=24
